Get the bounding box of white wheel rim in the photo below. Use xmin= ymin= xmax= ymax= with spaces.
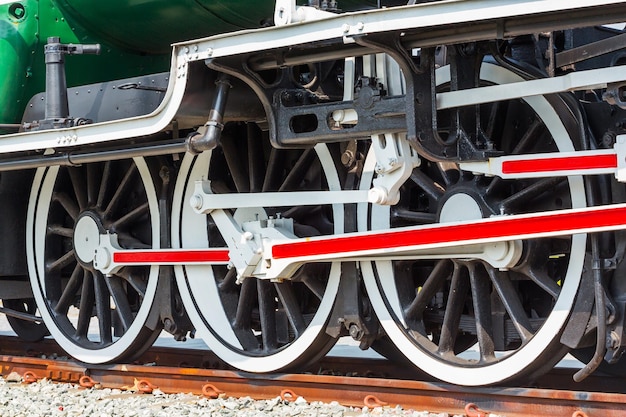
xmin=173 ymin=144 xmax=341 ymax=372
xmin=27 ymin=158 xmax=160 ymax=364
xmin=360 ymin=63 xmax=586 ymax=386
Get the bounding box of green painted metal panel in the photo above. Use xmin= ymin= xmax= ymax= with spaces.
xmin=1 ymin=0 xmax=377 ymax=126
xmin=0 ymin=1 xmax=38 ymax=126
xmin=54 ymin=0 xmax=376 ymax=54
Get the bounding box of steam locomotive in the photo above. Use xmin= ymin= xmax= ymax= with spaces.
xmin=2 ymin=0 xmax=626 ymax=387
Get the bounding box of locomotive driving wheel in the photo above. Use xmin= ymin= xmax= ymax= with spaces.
xmin=27 ymin=158 xmax=161 ymax=364
xmin=361 ymin=63 xmax=587 ymax=386
xmin=172 ymin=124 xmax=342 ymax=372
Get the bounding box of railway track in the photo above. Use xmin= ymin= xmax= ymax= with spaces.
xmin=0 ymin=336 xmax=624 ymax=417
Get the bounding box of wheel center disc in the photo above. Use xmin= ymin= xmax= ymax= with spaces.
xmin=439 ymin=193 xmax=484 ymax=223
xmin=73 ymin=214 xmax=102 ymax=264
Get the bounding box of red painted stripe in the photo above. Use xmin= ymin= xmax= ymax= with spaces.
xmin=272 ymin=205 xmax=626 ymax=259
xmin=114 ymin=249 xmax=230 ymax=264
xmin=501 ymin=154 xmax=617 ymax=174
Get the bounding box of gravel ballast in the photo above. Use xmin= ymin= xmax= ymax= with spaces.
xmin=0 ymin=376 xmax=496 ymax=417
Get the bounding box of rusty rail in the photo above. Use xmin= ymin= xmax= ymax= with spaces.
xmin=0 ymin=336 xmax=625 ymax=416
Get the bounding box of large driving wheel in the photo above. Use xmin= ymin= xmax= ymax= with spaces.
xmin=173 ymin=124 xmax=342 ymax=372
xmin=361 ymin=63 xmax=587 ymax=385
xmin=27 ymin=158 xmax=161 ymax=364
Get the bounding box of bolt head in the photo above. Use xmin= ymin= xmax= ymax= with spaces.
xmin=94 ymin=247 xmax=111 ymax=269
xmin=190 ymin=194 xmax=203 ymax=210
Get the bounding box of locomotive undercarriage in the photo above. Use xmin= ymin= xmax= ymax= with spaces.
xmin=1 ymin=0 xmax=626 ymax=386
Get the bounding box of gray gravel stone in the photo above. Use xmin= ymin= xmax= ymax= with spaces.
xmin=0 ymin=376 xmax=502 ymax=416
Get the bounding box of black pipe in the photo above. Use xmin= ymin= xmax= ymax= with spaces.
xmin=0 ymin=307 xmax=42 ymax=323
xmin=187 ymin=74 xmax=231 ymax=154
xmin=0 ymin=139 xmax=187 ymax=172
xmin=574 ymin=234 xmax=608 ymax=382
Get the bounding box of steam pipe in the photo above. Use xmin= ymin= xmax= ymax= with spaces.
xmin=187 ymin=74 xmax=232 ymax=154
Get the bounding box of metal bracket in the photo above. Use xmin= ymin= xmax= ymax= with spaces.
xmin=605 ymin=300 xmax=626 ymax=364
xmin=326 ymin=262 xmax=380 ymax=349
xmin=604 ymin=82 xmax=626 ymax=109
xmin=368 ymin=132 xmax=421 ymax=205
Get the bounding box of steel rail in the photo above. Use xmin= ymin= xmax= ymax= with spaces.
xmin=0 ymin=336 xmax=625 ymax=416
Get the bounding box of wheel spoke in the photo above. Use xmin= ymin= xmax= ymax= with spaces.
xmin=258 ymin=280 xmax=278 ymax=351
xmin=116 ymin=231 xmax=151 ymax=250
xmin=97 ymin=161 xmax=112 ymax=209
xmin=409 ymin=170 xmax=445 ymax=202
xmin=518 ymin=266 xmax=560 ymax=300
xmin=231 ymin=279 xmax=259 ymax=350
xmin=511 ymin=119 xmax=544 ymax=155
xmin=247 ymin=124 xmax=265 ymax=193
xmin=482 ymin=101 xmax=501 ymax=140
xmin=93 ymin=272 xmax=112 ymax=344
xmin=106 ymin=275 xmax=134 ymax=332
xmin=301 ymin=274 xmax=325 ymax=301
xmin=485 ymin=176 xmax=503 ymax=197
xmin=52 ymin=192 xmax=79 ymax=220
xmin=87 ymin=163 xmax=99 ymax=207
xmin=437 ymin=263 xmax=470 ymax=355
xmin=500 ymin=177 xmax=564 ymax=211
xmin=110 ymin=202 xmax=150 ymax=230
xmin=221 ymin=137 xmax=249 ymax=193
xmin=262 ymin=148 xmax=281 ymax=192
xmin=115 ymin=268 xmax=147 ymax=297
xmin=486 ymin=119 xmax=547 ymax=199
xmin=278 ymin=149 xmax=315 ymax=192
xmin=391 ymin=208 xmax=437 ymax=224
xmin=217 ymin=268 xmax=238 ymax=292
xmin=75 ymin=270 xmax=94 ymax=339
xmin=233 ymin=279 xmax=255 ymax=330
xmin=103 ymin=164 xmax=136 ymax=219
xmin=47 ymin=249 xmax=76 ymax=273
xmin=68 ymin=167 xmax=87 ymax=211
xmin=54 ymin=264 xmax=83 ymax=315
xmin=275 ymin=282 xmax=307 ymax=338
xmin=468 ymin=263 xmax=495 ymax=362
xmin=47 ymin=224 xmax=74 ymax=238
xmin=281 ymin=204 xmax=315 ymax=221
xmin=404 ymin=260 xmax=451 ymax=321
xmin=436 ymin=162 xmax=459 ymax=188
xmin=488 ymin=269 xmax=534 ymax=343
